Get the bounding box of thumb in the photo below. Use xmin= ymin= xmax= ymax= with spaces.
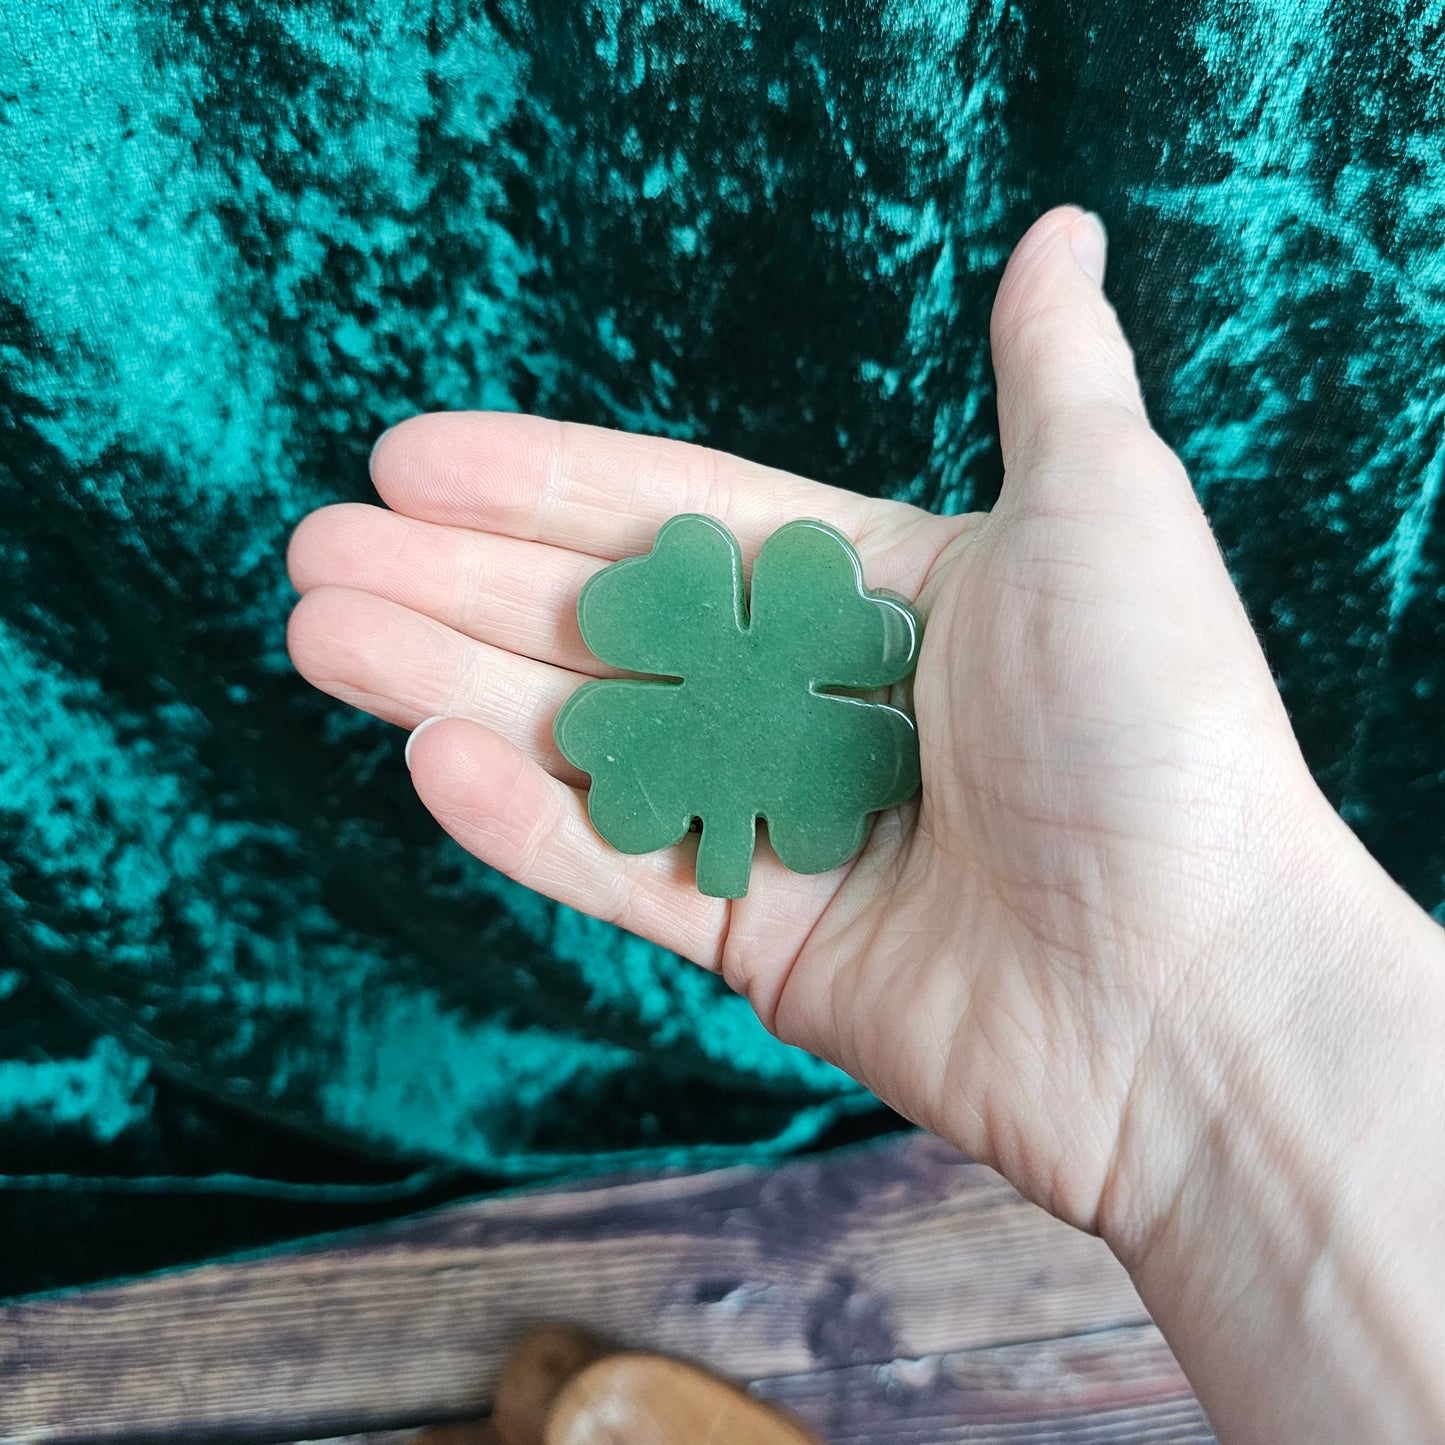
xmin=990 ymin=206 xmax=1191 ymax=519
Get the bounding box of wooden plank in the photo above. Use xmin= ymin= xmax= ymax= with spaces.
xmin=753 ymin=1324 xmax=1215 ymax=1444
xmin=290 ymin=1325 xmax=1213 ymax=1445
xmin=0 ymin=1134 xmax=1163 ymax=1444
xmin=289 ymin=1437 xmax=421 ymax=1445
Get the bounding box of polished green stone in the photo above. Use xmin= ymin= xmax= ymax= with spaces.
xmin=554 ymin=514 xmax=922 ymax=899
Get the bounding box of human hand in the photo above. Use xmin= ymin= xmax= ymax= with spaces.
xmin=286 ymin=204 xmax=1305 ymax=1224
xmin=288 ymin=207 xmax=1445 ymax=1440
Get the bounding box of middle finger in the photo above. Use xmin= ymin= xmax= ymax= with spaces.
xmin=288 ymin=502 xmax=617 ymax=678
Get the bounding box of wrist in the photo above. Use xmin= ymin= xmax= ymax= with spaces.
xmin=1102 ymin=790 xmax=1445 ymax=1440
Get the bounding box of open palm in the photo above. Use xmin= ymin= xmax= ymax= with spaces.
xmin=287 ymin=209 xmax=1326 ymax=1240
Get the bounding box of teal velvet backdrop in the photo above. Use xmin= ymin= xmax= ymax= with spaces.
xmin=2 ymin=0 xmax=1442 ymax=1297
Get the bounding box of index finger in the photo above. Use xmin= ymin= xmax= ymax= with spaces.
xmin=368 ymin=412 xmax=939 ymax=583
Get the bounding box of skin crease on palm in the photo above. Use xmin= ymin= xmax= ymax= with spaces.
xmin=287 ymin=207 xmax=1445 ymax=1441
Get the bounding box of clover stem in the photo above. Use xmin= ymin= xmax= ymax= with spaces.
xmin=694 ymin=809 xmax=758 ymax=900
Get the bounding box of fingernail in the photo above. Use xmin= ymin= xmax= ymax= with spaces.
xmin=1070 ymin=210 xmax=1108 ymax=287
xmin=404 ymin=715 xmax=449 ymax=770
xmin=368 ymin=424 xmax=394 ymax=472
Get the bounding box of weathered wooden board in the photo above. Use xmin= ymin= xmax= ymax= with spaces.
xmin=0 ymin=1133 xmax=1203 ymax=1444
xmin=753 ymin=1323 xmax=1212 ymax=1443
xmin=293 ymin=1323 xmax=1212 ymax=1445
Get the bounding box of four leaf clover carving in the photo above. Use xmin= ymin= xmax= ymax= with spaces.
xmin=554 ymin=514 xmax=922 ymax=898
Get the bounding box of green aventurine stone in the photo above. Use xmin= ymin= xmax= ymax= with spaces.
xmin=553 ymin=514 xmax=922 ymax=899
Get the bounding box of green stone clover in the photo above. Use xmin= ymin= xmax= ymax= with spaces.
xmin=553 ymin=514 xmax=922 ymax=899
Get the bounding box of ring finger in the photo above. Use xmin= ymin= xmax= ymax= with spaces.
xmin=286 ymin=584 xmax=589 ymax=786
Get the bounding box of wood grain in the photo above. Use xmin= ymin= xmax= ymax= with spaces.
xmin=285 ymin=1324 xmax=1215 ymax=1445
xmin=0 ymin=1133 xmax=1202 ymax=1444
xmin=754 ymin=1324 xmax=1213 ymax=1443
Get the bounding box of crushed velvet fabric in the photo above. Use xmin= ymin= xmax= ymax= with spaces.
xmin=1 ymin=0 xmax=1441 ymax=1297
